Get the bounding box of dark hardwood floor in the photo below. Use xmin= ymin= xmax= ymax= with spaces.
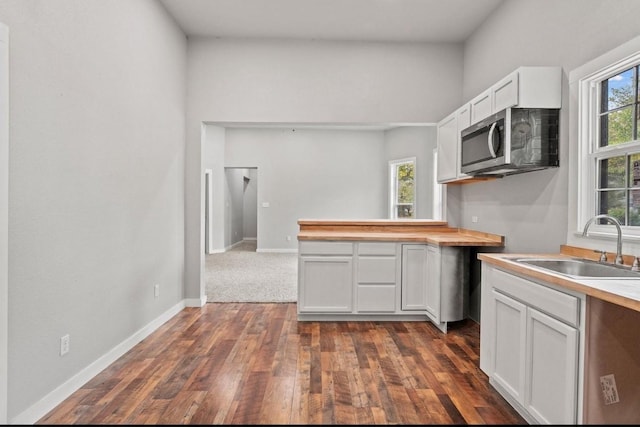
xmin=37 ymin=303 xmax=526 ymax=424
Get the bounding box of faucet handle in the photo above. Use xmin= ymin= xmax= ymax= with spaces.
xmin=594 ymin=249 xmax=607 ymax=263
xmin=632 ymin=257 xmax=640 ymax=271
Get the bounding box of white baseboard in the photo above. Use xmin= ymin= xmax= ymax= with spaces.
xmin=224 ymin=240 xmax=244 ymax=251
xmin=257 ymin=248 xmax=298 ymax=254
xmin=184 ymin=295 xmax=207 ymax=307
xmin=243 ymin=237 xmax=257 ymax=241
xmin=11 ymin=300 xmax=187 ymax=425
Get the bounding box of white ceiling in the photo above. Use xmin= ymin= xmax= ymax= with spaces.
xmin=159 ymin=0 xmax=504 ymax=43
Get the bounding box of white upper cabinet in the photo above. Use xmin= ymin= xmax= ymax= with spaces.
xmin=492 ymin=71 xmax=519 ymax=113
xmin=436 ymin=111 xmax=458 ymax=183
xmin=436 ymin=103 xmax=472 ymax=184
xmin=437 ymin=66 xmax=562 ymax=183
xmin=469 ymin=66 xmax=562 ymax=126
xmin=470 ymin=88 xmax=493 ymax=125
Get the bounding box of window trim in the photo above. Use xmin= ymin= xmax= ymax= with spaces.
xmin=573 ymin=36 xmax=640 ymax=239
xmin=388 ymin=157 xmax=416 ymax=219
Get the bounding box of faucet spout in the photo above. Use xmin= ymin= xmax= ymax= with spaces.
xmin=582 ymin=214 xmax=624 ymax=265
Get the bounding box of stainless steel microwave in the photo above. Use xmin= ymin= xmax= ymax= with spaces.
xmin=460 ymin=107 xmax=559 ymax=176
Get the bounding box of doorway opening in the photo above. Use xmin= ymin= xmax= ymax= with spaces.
xmin=224 ymin=167 xmax=258 ymax=250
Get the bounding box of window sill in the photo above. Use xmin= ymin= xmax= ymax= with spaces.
xmin=572 ymin=230 xmax=640 ymax=243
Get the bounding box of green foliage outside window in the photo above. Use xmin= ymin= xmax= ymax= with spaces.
xmin=598 ymin=66 xmax=640 ymax=226
xmin=397 ymin=163 xmax=414 ymax=204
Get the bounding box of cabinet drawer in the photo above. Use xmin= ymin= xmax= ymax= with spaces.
xmin=358 ymin=257 xmax=396 ymax=283
xmin=358 ymin=242 xmax=397 ymax=256
xmin=493 ymin=269 xmax=579 ymax=327
xmin=299 ymin=241 xmax=353 ymax=255
xmin=356 ymin=285 xmax=396 ymax=312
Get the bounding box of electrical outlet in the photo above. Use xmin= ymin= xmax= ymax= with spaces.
xmin=60 ymin=334 xmax=70 ymax=356
xmin=472 ymin=216 xmax=479 ymax=223
xmin=600 ymin=374 xmax=620 ymax=405
xmin=286 ymin=235 xmax=291 ymax=241
xmin=154 ymin=284 xmax=159 ymax=298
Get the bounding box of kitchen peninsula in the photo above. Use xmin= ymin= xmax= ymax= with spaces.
xmin=297 ymin=219 xmax=504 ymax=332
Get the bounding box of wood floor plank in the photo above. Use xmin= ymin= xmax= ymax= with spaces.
xmin=36 ymin=304 xmax=526 ymax=425
xmin=258 ymin=375 xmax=296 ymax=424
xmin=229 ymin=371 xmax=268 ymax=424
xmin=435 ymin=371 xmax=486 ymax=424
xmin=125 ymin=398 xmax=171 ymax=424
xmin=416 ymin=388 xmax=453 ymax=424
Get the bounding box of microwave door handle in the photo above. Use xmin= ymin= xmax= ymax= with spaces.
xmin=487 ymin=122 xmax=498 ymax=158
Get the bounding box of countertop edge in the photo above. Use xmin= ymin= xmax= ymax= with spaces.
xmin=478 ymin=253 xmax=640 ymax=313
xmin=297 ymin=230 xmax=504 ymax=247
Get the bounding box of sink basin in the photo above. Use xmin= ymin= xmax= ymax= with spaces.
xmin=514 ymin=257 xmax=640 ymax=279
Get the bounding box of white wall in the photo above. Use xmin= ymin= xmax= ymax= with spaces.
xmin=202 ymin=125 xmax=226 ymax=252
xmin=0 ymin=21 xmax=8 ymax=425
xmin=0 ymin=1 xmax=187 ymax=421
xmin=185 ymin=38 xmax=464 ymax=297
xmin=223 ymin=127 xmax=388 ymax=251
xmin=224 ymin=168 xmax=246 ymax=247
xmin=456 ymin=0 xmax=640 ymax=254
xmin=243 ymin=168 xmax=258 ymax=240
xmin=384 ymin=126 xmax=437 ymax=219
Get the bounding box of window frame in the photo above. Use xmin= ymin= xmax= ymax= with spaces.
xmin=576 ymin=42 xmax=640 ymax=239
xmin=388 ymin=157 xmax=416 ymax=219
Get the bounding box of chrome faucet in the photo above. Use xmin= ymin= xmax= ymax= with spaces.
xmin=582 ymin=214 xmax=624 ymax=265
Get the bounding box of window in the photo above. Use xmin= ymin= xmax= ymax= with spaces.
xmin=576 ymin=40 xmax=640 ymax=236
xmin=596 ymin=65 xmax=640 ymax=226
xmin=389 ymin=158 xmax=415 ymax=219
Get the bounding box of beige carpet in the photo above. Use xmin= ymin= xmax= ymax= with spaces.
xmin=205 ymin=240 xmax=298 ymax=303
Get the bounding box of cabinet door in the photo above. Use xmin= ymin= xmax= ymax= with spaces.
xmin=470 ymin=89 xmax=492 ymax=124
xmin=492 ymin=290 xmax=527 ymax=405
xmin=401 ymin=245 xmax=428 ymax=310
xmin=456 ymin=105 xmax=471 ymax=180
xmin=525 ymin=308 xmax=578 ymax=424
xmin=492 ymin=71 xmax=519 ymax=112
xmin=425 ymin=245 xmax=441 ymax=321
xmin=436 ymin=112 xmax=458 ymax=183
xmin=299 ymin=256 xmax=353 ymax=313
xmin=457 ymin=103 xmax=471 ymax=130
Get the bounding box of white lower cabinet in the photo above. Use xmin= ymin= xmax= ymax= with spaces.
xmin=425 ymin=244 xmax=442 ymax=322
xmin=298 ymin=241 xmax=354 ymax=313
xmin=401 ymin=244 xmax=467 ymax=332
xmin=492 ymin=290 xmax=527 ymax=403
xmin=401 ymin=244 xmax=429 ymax=311
xmin=480 ymin=264 xmax=583 ymax=424
xmin=356 ymin=242 xmax=399 ymax=313
xmin=298 ymin=255 xmax=353 ymax=312
xmin=526 ymin=306 xmax=578 ymax=424
xmin=298 ymin=240 xmax=468 ymax=330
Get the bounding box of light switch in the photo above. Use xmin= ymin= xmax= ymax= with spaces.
xmin=262 ymin=202 xmax=270 ymax=208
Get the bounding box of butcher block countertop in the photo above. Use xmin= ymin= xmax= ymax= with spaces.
xmin=478 ymin=245 xmax=640 ymax=313
xmin=297 ymin=219 xmax=505 ymax=247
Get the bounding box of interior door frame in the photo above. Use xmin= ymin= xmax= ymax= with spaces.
xmin=204 ymin=169 xmax=213 ymax=254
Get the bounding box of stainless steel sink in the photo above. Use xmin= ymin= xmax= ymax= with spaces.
xmin=513 ymin=257 xmax=640 ymax=279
